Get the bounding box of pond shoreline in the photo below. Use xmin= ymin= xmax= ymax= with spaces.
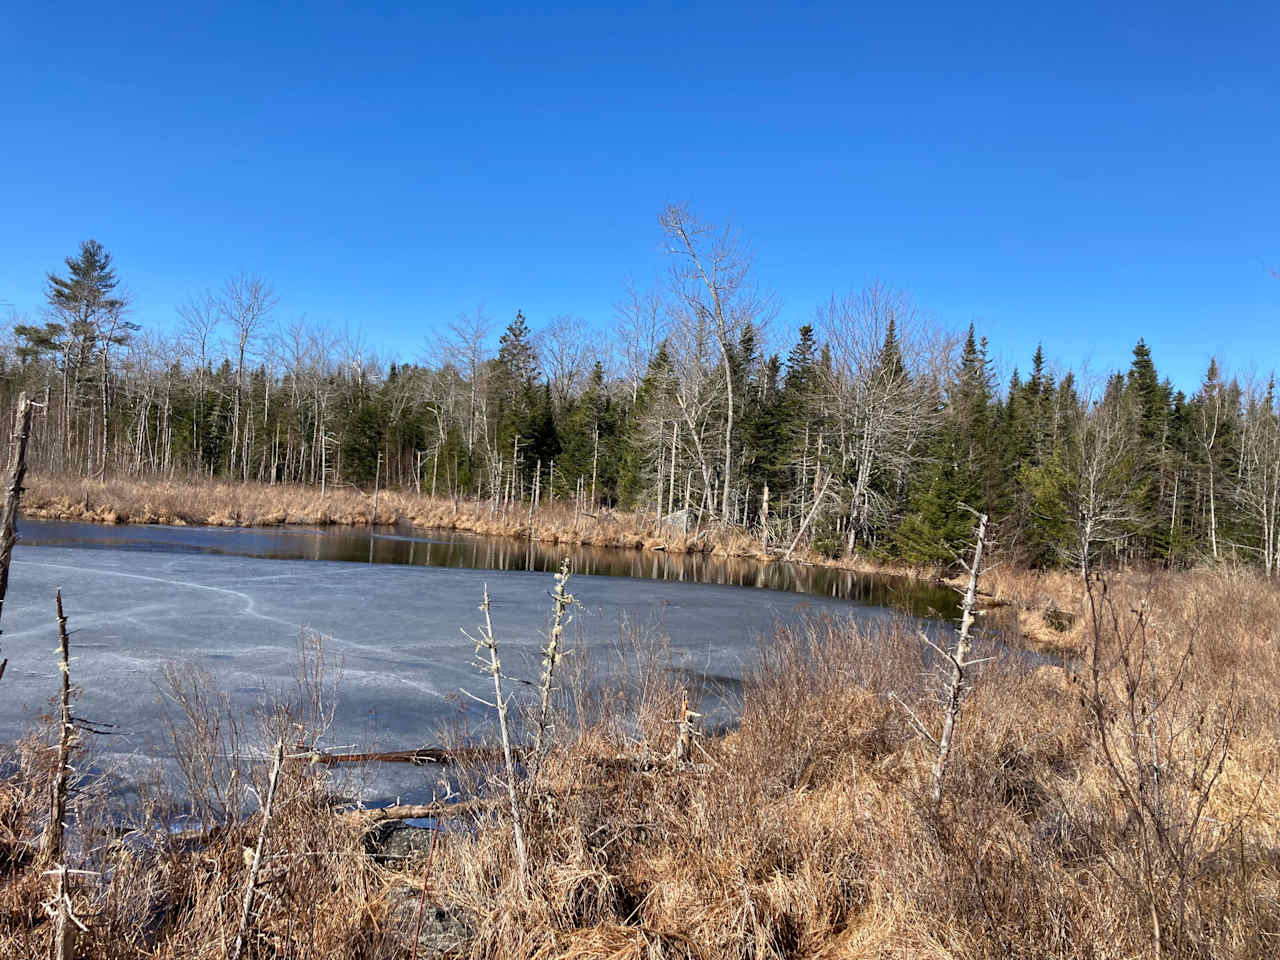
xmin=21 ymin=474 xmax=1093 ymax=652
xmin=22 ymin=472 xmax=929 ymax=573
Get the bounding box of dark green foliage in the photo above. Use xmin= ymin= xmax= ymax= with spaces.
xmin=341 ymin=402 xmax=386 ymax=486
xmin=617 ymin=347 xmax=670 ymax=507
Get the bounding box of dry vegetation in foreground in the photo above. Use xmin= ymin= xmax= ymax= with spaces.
xmin=20 ymin=474 xmax=922 ymax=575
xmin=3 ymin=563 xmax=1279 ymax=958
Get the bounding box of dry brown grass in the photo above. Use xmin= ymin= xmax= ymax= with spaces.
xmin=21 ymin=475 xmax=944 ymax=582
xmin=21 ymin=474 xmax=740 ymax=554
xmin=2 ymin=566 xmax=1278 ymax=958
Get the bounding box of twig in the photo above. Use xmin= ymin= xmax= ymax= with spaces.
xmin=231 ymin=738 xmax=286 ymax=960
xmin=409 ymin=825 xmax=440 ymax=960
xmin=889 ymin=691 xmax=939 ymax=750
xmin=342 ymin=798 xmax=492 ymax=824
xmin=468 ymin=585 xmax=528 ymax=890
xmin=529 ymin=558 xmax=575 ymax=785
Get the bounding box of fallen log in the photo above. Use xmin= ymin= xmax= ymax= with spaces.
xmin=342 ymin=798 xmax=493 ymax=823
xmin=307 ymin=746 xmax=524 ymax=767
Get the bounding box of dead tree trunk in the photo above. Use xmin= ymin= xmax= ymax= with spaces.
xmin=760 ymin=482 xmax=769 ymax=553
xmin=783 ymin=474 xmax=833 ymax=561
xmin=928 ymin=510 xmax=988 ymax=813
xmin=669 ymin=692 xmax=701 ymax=764
xmin=46 ymin=590 xmax=80 ymax=960
xmin=0 ymin=392 xmax=35 ymax=637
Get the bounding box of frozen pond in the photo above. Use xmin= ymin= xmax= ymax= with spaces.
xmin=16 ymin=518 xmax=962 ymax=617
xmin=0 ymin=524 xmax=928 ymax=804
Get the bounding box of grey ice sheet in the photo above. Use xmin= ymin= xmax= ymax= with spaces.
xmin=0 ymin=545 xmax=890 ymax=804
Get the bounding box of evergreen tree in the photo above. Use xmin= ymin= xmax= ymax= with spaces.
xmin=618 ymin=345 xmax=674 ymax=507
xmin=877 ymin=314 xmax=905 ymax=382
xmin=1122 ymin=339 xmax=1173 ymax=559
xmin=493 ymin=310 xmax=541 ymax=481
xmin=894 ymin=325 xmax=995 ymax=567
xmin=495 ymin=310 xmax=538 ymax=401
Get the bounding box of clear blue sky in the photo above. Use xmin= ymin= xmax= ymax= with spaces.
xmin=2 ymin=2 xmax=1276 ymax=390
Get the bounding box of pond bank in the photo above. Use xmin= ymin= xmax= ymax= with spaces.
xmin=22 ymin=472 xmax=918 ymax=569
xmin=23 ymin=474 xmax=1089 ymax=637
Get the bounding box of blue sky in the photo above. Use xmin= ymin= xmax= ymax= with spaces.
xmin=1 ymin=2 xmax=1276 ymax=389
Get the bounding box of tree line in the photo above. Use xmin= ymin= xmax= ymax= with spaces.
xmin=3 ymin=210 xmax=1278 ymax=573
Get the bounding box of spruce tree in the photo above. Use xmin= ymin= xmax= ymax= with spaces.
xmin=493 ymin=310 xmax=541 ymax=481
xmin=894 ymin=324 xmax=995 ymax=567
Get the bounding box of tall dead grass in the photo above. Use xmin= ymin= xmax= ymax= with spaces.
xmin=1 ymin=567 xmax=1277 ymax=957
xmin=21 ymin=474 xmax=926 ymax=577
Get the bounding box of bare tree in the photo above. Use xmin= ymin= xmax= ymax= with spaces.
xmin=94 ymin=294 xmax=138 ymax=477
xmin=218 ymin=274 xmax=277 ymax=480
xmin=1234 ymin=379 xmax=1280 ymax=575
xmin=120 ymin=330 xmax=180 ymax=475
xmin=540 ymin=314 xmax=593 ymax=405
xmin=1190 ymin=359 xmax=1230 ymax=560
xmin=818 ymin=282 xmax=951 ymax=552
xmin=615 ymin=282 xmax=666 ymax=403
xmin=1068 ymin=390 xmax=1138 ymax=573
xmin=436 ymin=306 xmax=493 ymax=454
xmin=179 ymin=292 xmax=222 ymax=473
xmin=663 ymin=291 xmax=723 ymax=515
xmin=660 ymin=204 xmax=774 ymax=521
xmin=463 ymin=586 xmax=528 ymax=890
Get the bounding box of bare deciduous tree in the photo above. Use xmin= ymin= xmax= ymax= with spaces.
xmin=615 ymin=282 xmax=666 ymax=403
xmin=217 ymin=274 xmax=277 ymax=480
xmin=818 ymin=282 xmax=951 ymax=552
xmin=661 ymin=204 xmax=775 ymax=522
xmin=178 ymin=292 xmax=222 ymax=473
xmin=539 ymin=314 xmax=593 ymax=405
xmin=435 ymin=306 xmax=492 ymax=454
xmin=1068 ymin=388 xmax=1138 ymax=573
xmin=1234 ymin=379 xmax=1280 ymax=575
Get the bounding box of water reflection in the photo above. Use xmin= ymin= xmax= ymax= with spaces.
xmin=18 ymin=518 xmax=960 ymax=619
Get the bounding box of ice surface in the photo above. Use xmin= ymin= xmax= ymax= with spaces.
xmin=1 ymin=543 xmax=894 ymax=804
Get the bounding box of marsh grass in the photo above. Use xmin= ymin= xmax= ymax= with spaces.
xmin=21 ymin=475 xmax=924 ymax=577
xmin=0 ymin=568 xmax=1277 ymax=957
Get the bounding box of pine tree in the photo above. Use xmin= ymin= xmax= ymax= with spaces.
xmin=1122 ymin=339 xmax=1173 ymax=559
xmin=777 ymin=325 xmax=823 ymax=514
xmin=493 ymin=310 xmax=541 ymax=482
xmin=495 ymin=310 xmax=538 ymax=401
xmin=36 ymin=240 xmax=136 ymax=473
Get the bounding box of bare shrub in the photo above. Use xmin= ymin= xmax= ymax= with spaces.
xmin=1080 ymin=573 xmax=1260 ymax=957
